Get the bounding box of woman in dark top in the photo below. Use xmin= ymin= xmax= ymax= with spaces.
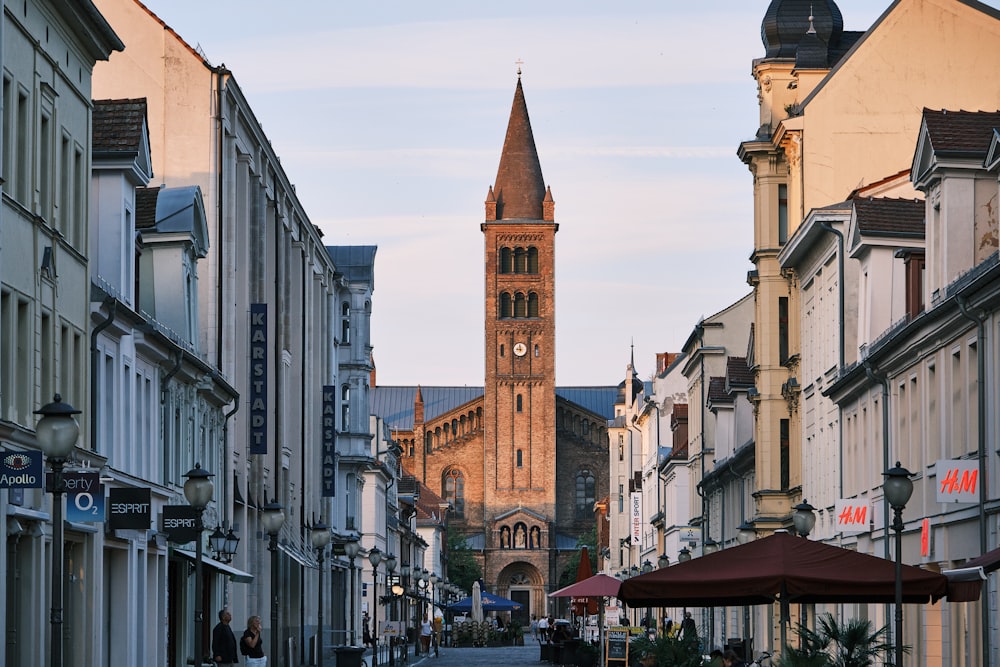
xmin=241 ymin=615 xmax=266 ymax=666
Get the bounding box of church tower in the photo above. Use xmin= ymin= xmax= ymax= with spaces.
xmin=482 ymin=75 xmax=558 ymax=521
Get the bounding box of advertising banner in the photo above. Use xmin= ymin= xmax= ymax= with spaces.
xmin=0 ymin=450 xmax=43 ymax=488
xmin=108 ymin=487 xmax=151 ymax=530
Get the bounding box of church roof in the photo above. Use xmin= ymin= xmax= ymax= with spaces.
xmin=370 ymin=385 xmax=617 ymax=431
xmin=492 ymin=77 xmax=546 ymax=220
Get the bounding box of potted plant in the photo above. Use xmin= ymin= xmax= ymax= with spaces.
xmin=575 ymin=641 xmax=599 ymax=667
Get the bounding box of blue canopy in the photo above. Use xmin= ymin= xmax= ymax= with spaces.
xmin=448 ymin=591 xmax=522 ymax=612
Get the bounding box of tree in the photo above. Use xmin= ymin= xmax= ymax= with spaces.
xmin=776 ymin=613 xmax=895 ymax=667
xmin=556 ymin=525 xmax=598 ymax=588
xmin=446 ymin=529 xmax=482 ymax=593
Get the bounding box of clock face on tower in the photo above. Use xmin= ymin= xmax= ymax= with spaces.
xmin=513 ymin=342 xmax=527 ymax=357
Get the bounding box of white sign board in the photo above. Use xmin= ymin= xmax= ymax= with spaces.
xmin=936 ymin=459 xmax=979 ymax=504
xmin=835 ymin=499 xmax=870 ymax=535
xmin=630 ymin=492 xmax=643 ymax=545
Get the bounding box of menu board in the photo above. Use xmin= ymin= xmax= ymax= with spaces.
xmin=606 ymin=627 xmax=629 ymax=665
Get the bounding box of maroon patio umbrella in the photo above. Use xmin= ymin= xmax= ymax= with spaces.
xmin=550 ymin=573 xmax=622 ymax=667
xmin=619 ymin=531 xmax=961 ymax=607
xmin=571 ymin=547 xmax=599 ymax=616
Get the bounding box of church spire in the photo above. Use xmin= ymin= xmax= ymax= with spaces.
xmin=491 ymin=77 xmax=547 ymax=221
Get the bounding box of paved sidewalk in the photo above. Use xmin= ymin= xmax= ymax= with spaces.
xmin=307 ymin=642 xmax=542 ymax=667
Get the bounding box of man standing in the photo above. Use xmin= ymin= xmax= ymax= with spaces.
xmin=212 ymin=609 xmax=239 ymax=666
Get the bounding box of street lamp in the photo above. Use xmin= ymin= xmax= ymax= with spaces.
xmin=704 ymin=538 xmax=720 ymax=555
xmin=736 ymin=520 xmax=756 ymax=545
xmin=35 ymin=394 xmax=80 ymax=667
xmin=261 ymin=500 xmax=286 ymax=667
xmin=311 ymin=521 xmax=332 ymax=667
xmin=657 ymin=553 xmax=670 ymax=569
xmin=344 ymin=538 xmax=362 ymax=645
xmin=678 ymin=547 xmax=691 ymax=563
xmin=369 ymin=547 xmax=383 ymax=667
xmin=792 ymin=500 xmax=817 ymax=538
xmin=209 ymin=526 xmax=240 ymax=563
xmin=384 ymin=555 xmax=397 ymax=665
xmin=884 ymin=462 xmax=914 ymax=667
xmin=183 ymin=463 xmax=215 ymax=665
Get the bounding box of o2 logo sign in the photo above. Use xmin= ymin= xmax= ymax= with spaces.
xmin=63 ymin=472 xmax=104 ymax=522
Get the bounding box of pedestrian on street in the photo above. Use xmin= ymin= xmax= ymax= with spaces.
xmin=241 ymin=615 xmax=266 ymax=667
xmin=420 ymin=614 xmax=433 ymax=654
xmin=536 ymin=615 xmax=548 ymax=643
xmin=212 ymin=608 xmax=239 ymax=667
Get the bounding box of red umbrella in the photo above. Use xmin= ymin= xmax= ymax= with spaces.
xmin=550 ymin=573 xmax=622 ymax=667
xmin=549 ymin=573 xmax=622 ymax=599
xmin=571 ymin=547 xmax=599 ymax=616
xmin=619 ymin=531 xmax=960 ymax=607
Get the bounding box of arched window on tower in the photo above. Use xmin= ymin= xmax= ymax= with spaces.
xmin=425 ymin=432 xmax=432 ymax=454
xmin=443 ymin=468 xmax=465 ymax=517
xmin=514 ymin=293 xmax=527 ymax=318
xmin=516 ymin=394 xmax=523 ymax=412
xmin=527 ymin=247 xmax=539 ymax=273
xmin=514 ymin=247 xmax=527 ymax=273
xmin=527 ymin=292 xmax=539 ymax=317
xmin=576 ymin=469 xmax=595 ymax=519
xmin=500 ymin=292 xmax=512 ymax=319
xmin=499 ymin=247 xmax=513 ymax=274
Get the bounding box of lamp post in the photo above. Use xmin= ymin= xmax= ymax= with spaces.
xmin=384 ymin=554 xmax=397 ymax=665
xmin=35 ymin=394 xmax=80 ymax=667
xmin=416 ymin=569 xmax=428 ymax=655
xmin=183 ymin=463 xmax=215 ymax=665
xmin=369 ymin=548 xmax=383 ymax=667
xmin=792 ymin=500 xmax=817 ymax=538
xmin=261 ymin=500 xmax=286 ymax=667
xmin=344 ymin=538 xmax=362 ymax=645
xmin=311 ymin=521 xmax=332 ymax=667
xmin=884 ymin=462 xmax=914 ymax=667
xmin=209 ymin=525 xmax=240 ymax=563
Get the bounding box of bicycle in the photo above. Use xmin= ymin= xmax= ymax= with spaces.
xmin=748 ymin=651 xmax=771 ymax=667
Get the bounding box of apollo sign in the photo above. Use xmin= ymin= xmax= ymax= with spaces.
xmin=0 ymin=450 xmax=43 ymax=488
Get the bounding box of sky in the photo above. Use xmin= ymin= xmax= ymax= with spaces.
xmin=132 ymin=0 xmax=970 ymax=387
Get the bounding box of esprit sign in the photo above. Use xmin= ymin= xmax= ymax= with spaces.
xmin=321 ymin=386 xmax=337 ymax=497
xmin=936 ymin=459 xmax=978 ymax=504
xmin=108 ymin=487 xmax=151 ymax=530
xmin=249 ymin=303 xmax=268 ymax=455
xmin=835 ymin=499 xmax=870 ymax=535
xmin=161 ymin=505 xmax=199 ymax=543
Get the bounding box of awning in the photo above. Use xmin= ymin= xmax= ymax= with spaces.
xmin=279 ymin=542 xmax=316 ymax=568
xmin=175 ymin=548 xmax=254 ymax=583
xmin=960 ymin=546 xmax=1000 ymax=574
xmin=943 ymin=566 xmax=988 ymax=602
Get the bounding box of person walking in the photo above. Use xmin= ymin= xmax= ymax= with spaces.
xmin=212 ymin=609 xmax=239 ymax=667
xmin=536 ymin=615 xmax=548 ymax=643
xmin=240 ymin=615 xmax=266 ymax=667
xmin=419 ymin=614 xmax=433 ymax=654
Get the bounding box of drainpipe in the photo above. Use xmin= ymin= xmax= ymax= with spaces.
xmin=214 ymin=66 xmax=230 ymax=366
xmin=90 ymin=297 xmax=117 ymax=452
xmin=222 ymin=397 xmax=240 ymax=524
xmin=956 ymin=295 xmax=989 ymax=666
xmin=864 ymin=360 xmax=892 ymax=655
xmin=818 ymin=222 xmax=847 ymax=518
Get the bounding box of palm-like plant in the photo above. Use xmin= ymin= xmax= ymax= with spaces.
xmin=775 ymin=613 xmax=894 ymax=667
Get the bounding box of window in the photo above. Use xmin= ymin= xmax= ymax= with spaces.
xmin=514 ymin=293 xmax=527 ymax=318
xmin=341 ymin=385 xmax=350 ymax=431
xmin=341 ymin=302 xmax=351 ymax=343
xmin=500 ymin=293 xmax=512 ymax=318
xmin=576 ymin=470 xmax=595 ymax=518
xmin=443 ymin=468 xmax=465 ymax=517
xmin=527 ymin=292 xmax=539 ymax=317
xmin=527 ymin=247 xmax=539 ymax=273
xmin=516 ymin=394 xmax=523 ymax=412
xmin=499 ymin=247 xmax=513 ymax=273
xmin=534 ymin=344 xmax=539 ymax=357
xmin=778 ymin=297 xmax=789 ymax=365
xmin=516 ymin=449 xmax=523 ymax=467
xmin=346 ymin=473 xmax=357 ymax=529
xmin=780 ymin=419 xmax=789 ymax=491
xmin=778 ymin=184 xmax=788 ymax=244
xmin=425 ymin=432 xmax=432 ymax=454
xmin=514 ymin=248 xmax=527 ymax=273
